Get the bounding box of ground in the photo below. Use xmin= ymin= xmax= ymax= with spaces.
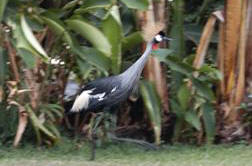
xmin=0 ymin=140 xmax=252 ymax=166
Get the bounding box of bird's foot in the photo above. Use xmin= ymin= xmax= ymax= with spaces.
xmin=89 ymin=131 xmax=97 ymax=161
xmin=88 ymin=112 xmax=105 ymax=161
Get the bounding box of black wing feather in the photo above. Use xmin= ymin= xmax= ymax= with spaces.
xmin=81 ymin=75 xmax=119 ymax=94
xmin=79 ymin=75 xmax=122 ymax=111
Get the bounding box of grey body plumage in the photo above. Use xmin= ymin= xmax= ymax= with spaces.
xmin=70 ymin=32 xmax=170 ymax=113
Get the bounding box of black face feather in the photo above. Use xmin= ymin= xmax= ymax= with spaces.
xmin=153 ymin=31 xmax=172 ymax=43
xmin=158 ymin=31 xmax=165 ymax=37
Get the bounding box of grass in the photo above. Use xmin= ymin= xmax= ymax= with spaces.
xmin=0 ymin=139 xmax=252 ymax=166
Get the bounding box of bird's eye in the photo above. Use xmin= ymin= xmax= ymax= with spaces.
xmin=155 ymin=35 xmax=162 ymax=42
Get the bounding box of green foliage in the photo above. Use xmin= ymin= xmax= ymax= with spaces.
xmin=11 ymin=17 xmax=41 ymax=65
xmin=122 ymin=31 xmax=143 ymax=53
xmin=170 ymin=0 xmax=185 ymax=58
xmin=202 ymin=102 xmax=216 ymax=144
xmin=0 ymin=0 xmax=147 ymax=146
xmin=0 ymin=0 xmax=226 ymax=147
xmin=140 ymin=80 xmax=161 ymax=145
xmin=185 ymin=111 xmax=201 ymax=131
xmin=0 ymin=47 xmax=7 ymax=87
xmin=120 ymin=0 xmax=149 ymax=10
xmin=66 ymin=19 xmax=112 ymax=57
xmin=41 ymin=13 xmax=74 ymax=46
xmin=164 ymin=0 xmax=224 ymax=143
xmin=177 ymin=84 xmax=190 ymax=110
xmin=26 ymin=104 xmax=63 ymax=145
xmin=157 ymin=48 xmax=220 ymax=143
xmin=0 ymin=106 xmax=18 ymax=145
xmin=77 ymin=46 xmax=110 ymax=74
xmin=0 ymin=0 xmax=8 ymax=22
xmin=102 ymin=5 xmax=122 ymax=73
xmin=20 ymin=15 xmax=48 ymax=61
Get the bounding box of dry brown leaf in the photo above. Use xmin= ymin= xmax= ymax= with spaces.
xmin=224 ymin=0 xmax=243 ymax=97
xmin=217 ymin=20 xmax=226 ymax=100
xmin=234 ymin=0 xmax=249 ymax=105
xmin=245 ymin=0 xmax=252 ymax=91
xmin=193 ymin=15 xmax=217 ymax=69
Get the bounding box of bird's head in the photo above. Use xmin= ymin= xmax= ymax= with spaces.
xmin=153 ymin=31 xmax=172 ymax=43
xmin=152 ymin=31 xmax=172 ymax=49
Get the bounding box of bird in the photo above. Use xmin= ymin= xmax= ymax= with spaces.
xmin=68 ymin=31 xmax=171 ymax=115
xmin=66 ymin=31 xmax=171 ymax=160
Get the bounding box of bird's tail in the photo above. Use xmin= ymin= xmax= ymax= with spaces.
xmin=63 ymin=100 xmax=76 ymax=115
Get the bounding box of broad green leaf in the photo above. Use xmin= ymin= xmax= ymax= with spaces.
xmin=42 ymin=13 xmax=73 ymax=46
xmin=202 ymin=102 xmax=216 ymax=144
xmin=140 ymin=80 xmax=161 ymax=145
xmin=170 ymin=99 xmax=184 ymax=142
xmin=198 ymin=64 xmax=217 ymax=73
xmin=63 ymin=0 xmax=79 ymax=10
xmin=185 ymin=111 xmax=201 ymax=131
xmin=191 ymin=78 xmax=215 ymax=101
xmin=170 ymin=99 xmax=184 ymax=118
xmin=13 ymin=23 xmax=44 ymax=65
xmin=198 ymin=65 xmax=223 ymax=81
xmin=74 ymin=0 xmax=111 ymax=14
xmin=46 ymin=122 xmax=61 ymax=138
xmin=102 ymin=5 xmax=122 ymax=74
xmin=122 ymin=31 xmax=144 ymax=52
xmin=153 ymin=48 xmax=173 ymax=62
xmin=46 ymin=104 xmax=63 ymax=111
xmin=40 ymin=104 xmax=63 ymax=120
xmin=109 ymin=5 xmax=122 ymax=25
xmin=26 ymin=106 xmax=57 ymax=141
xmin=121 ymin=7 xmax=135 ymax=34
xmin=66 ymin=19 xmax=111 ymax=56
xmin=165 ymin=56 xmax=194 ymax=75
xmin=0 ymin=0 xmax=8 ymax=22
xmin=42 ymin=109 xmax=56 ymax=122
xmin=75 ymin=46 xmax=110 ymax=74
xmin=25 ymin=17 xmax=44 ymax=31
xmin=120 ymin=0 xmax=149 ymax=10
xmin=170 ymin=0 xmax=185 ymax=58
xmin=169 ymin=0 xmax=185 ymax=93
xmin=76 ymin=58 xmax=93 ymax=79
xmin=46 ymin=104 xmax=63 ymax=118
xmin=17 ymin=48 xmax=36 ymax=69
xmin=177 ymin=84 xmax=191 ymax=110
xmin=20 ymin=15 xmax=48 ymax=61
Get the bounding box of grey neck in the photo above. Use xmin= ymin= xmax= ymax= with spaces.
xmin=120 ymin=41 xmax=153 ymax=79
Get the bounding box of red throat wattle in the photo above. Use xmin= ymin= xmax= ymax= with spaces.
xmin=152 ymin=44 xmax=159 ymax=50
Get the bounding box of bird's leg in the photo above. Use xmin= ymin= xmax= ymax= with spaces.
xmin=89 ymin=112 xmax=104 ymax=161
xmin=90 ymin=128 xmax=97 ymax=161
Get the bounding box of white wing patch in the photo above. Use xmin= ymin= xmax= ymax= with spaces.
xmin=92 ymin=92 xmax=106 ymax=101
xmin=70 ymin=89 xmax=94 ymax=112
xmin=111 ymin=87 xmax=117 ymax=93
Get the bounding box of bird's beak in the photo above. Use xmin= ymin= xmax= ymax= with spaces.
xmin=163 ymin=37 xmax=173 ymax=41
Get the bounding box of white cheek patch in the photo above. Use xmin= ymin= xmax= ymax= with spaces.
xmin=155 ymin=35 xmax=162 ymax=42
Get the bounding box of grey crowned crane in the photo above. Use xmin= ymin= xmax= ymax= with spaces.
xmin=67 ymin=31 xmax=171 ymax=160
xmin=69 ymin=31 xmax=171 ymax=114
